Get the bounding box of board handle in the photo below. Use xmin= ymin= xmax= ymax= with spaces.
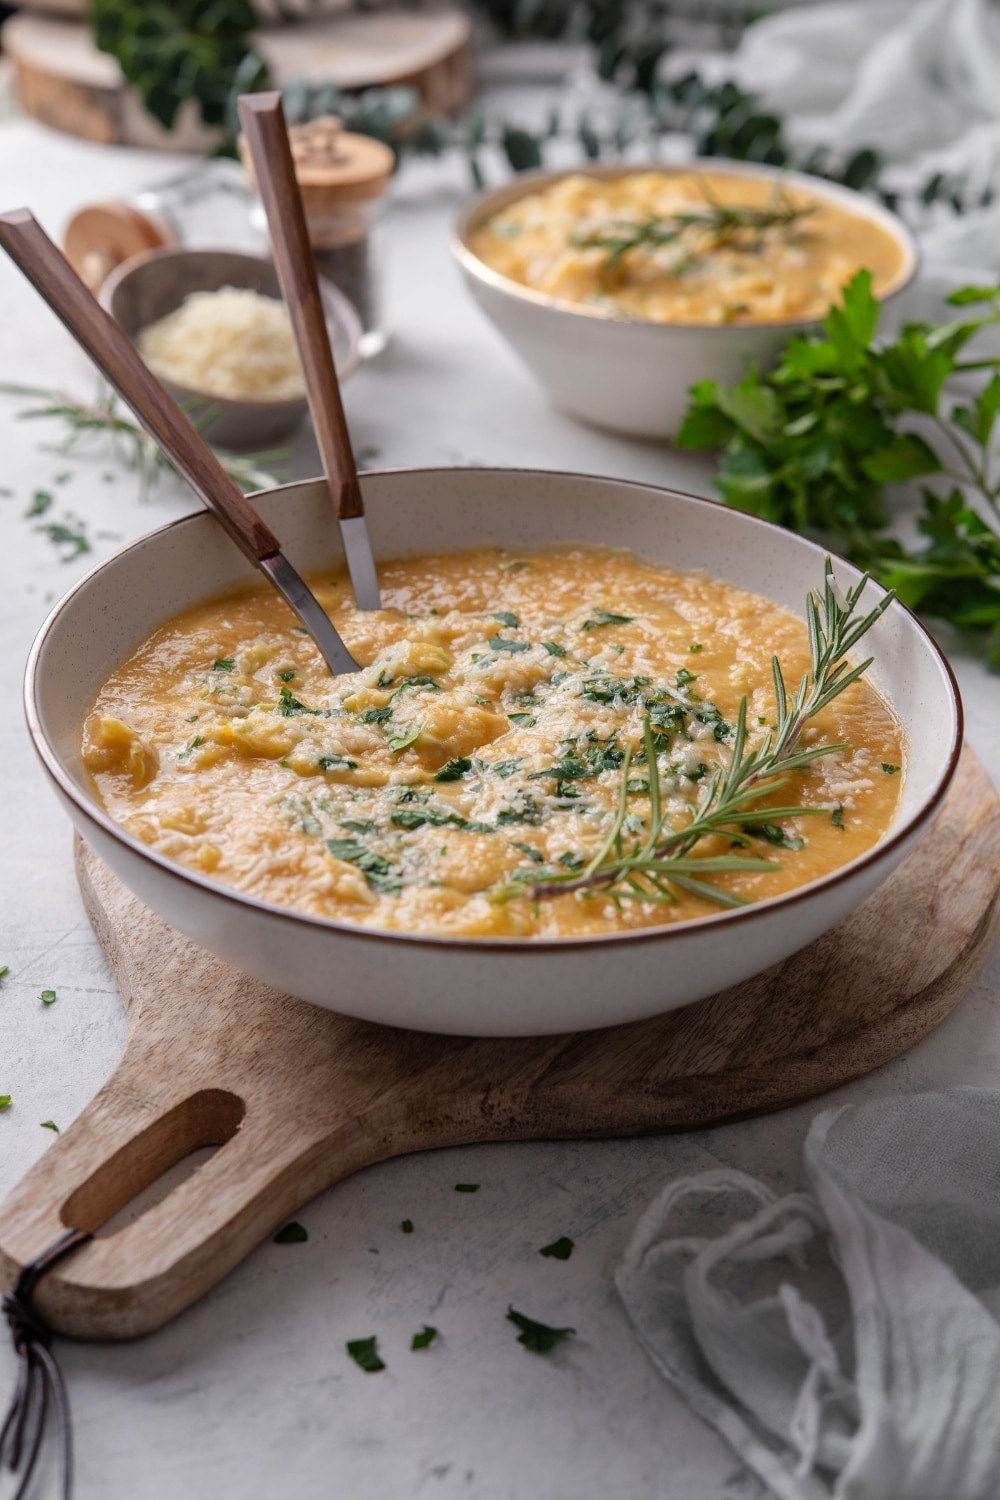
xmin=0 ymin=1050 xmax=370 ymax=1341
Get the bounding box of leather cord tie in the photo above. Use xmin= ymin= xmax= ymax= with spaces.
xmin=1 ymin=1227 xmax=92 ymax=1500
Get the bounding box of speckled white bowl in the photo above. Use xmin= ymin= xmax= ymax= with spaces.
xmin=452 ymin=161 xmax=918 ymax=440
xmin=24 ymin=470 xmax=960 ymax=1035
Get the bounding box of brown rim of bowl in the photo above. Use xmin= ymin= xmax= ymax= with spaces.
xmin=451 ymin=158 xmax=920 ymax=332
xmin=23 ymin=466 xmax=962 ymax=955
xmin=98 ymin=244 xmax=363 ymax=408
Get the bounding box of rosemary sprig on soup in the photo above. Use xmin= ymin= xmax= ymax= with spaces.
xmin=468 ymin=170 xmax=906 ymax=325
xmin=570 ymin=194 xmax=816 ymax=274
xmin=81 ymin=547 xmax=902 ymax=940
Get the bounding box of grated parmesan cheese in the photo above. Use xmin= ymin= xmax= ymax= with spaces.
xmin=137 ymin=286 xmax=306 ymax=401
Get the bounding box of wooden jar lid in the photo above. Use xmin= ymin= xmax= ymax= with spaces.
xmin=63 ymin=201 xmax=175 ymax=293
xmin=240 ymin=116 xmax=395 ymax=212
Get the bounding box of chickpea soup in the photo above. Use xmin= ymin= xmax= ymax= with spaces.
xmin=468 ymin=171 xmax=906 ymax=326
xmin=82 ymin=547 xmax=903 ymax=940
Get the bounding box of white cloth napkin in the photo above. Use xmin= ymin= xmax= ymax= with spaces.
xmin=616 ymin=1089 xmax=1000 ymax=1499
xmin=732 ymin=0 xmax=1000 ymax=277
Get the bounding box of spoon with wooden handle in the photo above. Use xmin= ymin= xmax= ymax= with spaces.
xmin=0 ymin=208 xmax=359 ymax=676
xmin=238 ymin=91 xmax=382 ymax=612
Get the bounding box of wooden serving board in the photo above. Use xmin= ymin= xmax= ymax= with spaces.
xmin=1 ymin=747 xmax=998 ymax=1343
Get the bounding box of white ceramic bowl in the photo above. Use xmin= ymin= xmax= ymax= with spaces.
xmin=24 ymin=470 xmax=960 ymax=1036
xmin=99 ymin=246 xmax=362 ymax=449
xmin=452 ymin=161 xmax=918 ymax=440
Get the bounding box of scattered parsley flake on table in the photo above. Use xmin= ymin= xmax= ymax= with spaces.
xmin=273 ymin=1221 xmax=308 ymax=1243
xmin=40 ymin=1120 xmax=59 ymax=1133
xmin=506 ymin=1306 xmax=575 ymax=1354
xmin=39 ymin=989 xmax=56 ymax=1005
xmin=0 ymin=1096 xmax=10 ymax=1112
xmin=0 ymin=965 xmax=8 ymax=982
xmin=454 ymin=1183 xmax=480 ymax=1193
xmin=401 ymin=1219 xmax=414 ymax=1234
xmin=411 ymin=1325 xmax=438 ymax=1350
xmin=347 ymin=1337 xmax=385 ymax=1373
xmin=539 ymin=1236 xmax=574 ymax=1261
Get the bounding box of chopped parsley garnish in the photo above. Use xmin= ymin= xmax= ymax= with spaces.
xmin=435 ymin=757 xmax=472 ymax=782
xmin=495 ymin=792 xmax=542 ymax=825
xmin=455 ymin=1183 xmax=480 ymax=1193
xmin=411 ymin=1325 xmax=438 ymax=1350
xmin=340 ymin=819 xmax=376 ymax=834
xmin=675 ymin=667 xmax=698 ymax=687
xmin=746 ymin=823 xmax=804 ymax=852
xmin=318 ymin=753 xmax=357 ymax=771
xmin=278 ymin=686 xmax=328 ymax=717
xmin=492 ymin=611 xmax=518 ymax=628
xmin=392 ymin=805 xmax=469 ymax=832
xmin=558 ymin=852 xmax=584 ymax=870
xmin=882 ymin=763 xmax=901 ymax=775
xmin=489 ymin=636 xmax=531 ymax=654
xmin=40 ymin=1120 xmax=59 ymax=1133
xmin=273 ymin=1222 xmax=308 ymax=1243
xmin=689 ymin=643 xmax=704 ymax=653
xmin=278 ymin=669 xmax=295 ymax=682
xmin=326 ymin=839 xmax=401 ymax=894
xmin=508 ymin=713 xmax=536 ymax=727
xmin=541 ymin=641 xmax=566 ymax=656
xmin=539 ymin=1237 xmax=574 ymax=1261
xmin=512 ymin=842 xmax=543 ymax=863
xmin=388 ymin=724 xmax=421 ymax=752
xmin=391 ymin=676 xmax=440 ymax=699
xmin=361 ymin=707 xmax=392 ymax=724
xmin=582 ymin=608 xmax=633 ymax=630
xmin=832 ymin=804 xmax=845 ymax=829
xmin=292 ymin=627 xmax=309 ymax=635
xmin=0 ymin=1096 xmax=10 ymax=1112
xmin=401 ymin=1219 xmax=414 ymax=1234
xmin=37 ymin=519 xmax=91 ymax=558
xmin=179 ymin=735 xmax=205 ymax=759
xmin=531 ymin=741 xmax=625 ymax=782
xmin=347 ymin=1337 xmax=385 ymax=1373
xmin=213 ymin=657 xmax=235 ymax=672
xmin=39 ymin=989 xmax=56 ymax=1006
xmin=493 ymin=758 xmax=522 ymax=778
xmin=506 ymin=1307 xmax=575 ymax=1354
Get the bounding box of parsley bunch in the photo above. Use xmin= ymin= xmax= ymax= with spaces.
xmin=678 ymin=271 xmax=1000 ymax=665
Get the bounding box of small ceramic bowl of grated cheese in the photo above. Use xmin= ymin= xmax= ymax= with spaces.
xmin=100 ymin=247 xmax=363 ymax=448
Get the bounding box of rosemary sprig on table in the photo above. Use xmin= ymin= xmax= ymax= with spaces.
xmin=524 ymin=561 xmax=893 ymax=907
xmin=572 ymin=195 xmax=816 ymax=273
xmin=0 ymin=384 xmax=285 ymax=496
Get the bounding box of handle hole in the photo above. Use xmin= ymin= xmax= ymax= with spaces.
xmin=61 ymin=1089 xmax=245 ymax=1235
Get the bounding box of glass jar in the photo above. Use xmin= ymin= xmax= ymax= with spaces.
xmin=241 ymin=116 xmax=395 ymax=359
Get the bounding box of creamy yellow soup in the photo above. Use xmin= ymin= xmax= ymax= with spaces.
xmin=469 ymin=171 xmax=905 ymax=325
xmin=82 ymin=547 xmax=903 ymax=939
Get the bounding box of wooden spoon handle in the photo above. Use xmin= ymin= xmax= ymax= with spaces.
xmin=0 ymin=209 xmax=281 ymax=562
xmin=238 ymin=92 xmax=365 ymax=522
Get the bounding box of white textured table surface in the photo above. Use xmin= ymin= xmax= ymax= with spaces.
xmin=1 ymin=119 xmax=998 ymax=1500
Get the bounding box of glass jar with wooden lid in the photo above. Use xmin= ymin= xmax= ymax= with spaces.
xmin=240 ymin=115 xmax=394 ymax=358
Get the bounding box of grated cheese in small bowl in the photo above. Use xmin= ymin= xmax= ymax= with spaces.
xmin=137 ymin=286 xmax=306 ymax=402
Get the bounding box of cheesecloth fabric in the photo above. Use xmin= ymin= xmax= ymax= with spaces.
xmin=616 ymin=1089 xmax=1000 ymax=1499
